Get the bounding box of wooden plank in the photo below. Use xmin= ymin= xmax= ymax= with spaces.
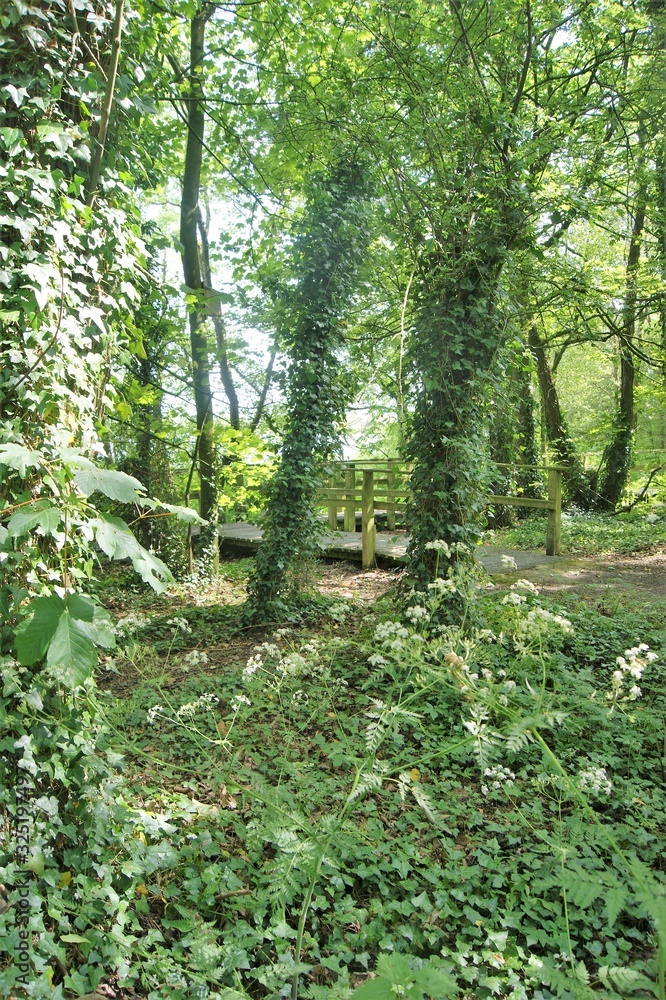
xmin=362 ymin=469 xmax=376 ymax=569
xmin=487 ymin=495 xmax=554 ymax=510
xmin=546 ymin=468 xmax=562 ymax=556
xmin=344 ymin=464 xmax=356 ymax=532
xmin=327 ymin=473 xmax=338 ymax=530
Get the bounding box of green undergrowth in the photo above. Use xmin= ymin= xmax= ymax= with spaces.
xmin=488 ymin=507 xmax=666 ymax=556
xmin=2 ymin=562 xmax=666 ymax=1000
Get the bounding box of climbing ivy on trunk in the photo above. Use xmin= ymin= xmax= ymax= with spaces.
xmin=247 ymin=159 xmax=371 ymax=617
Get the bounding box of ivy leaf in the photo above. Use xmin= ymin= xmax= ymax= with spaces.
xmin=7 ymin=502 xmax=61 ymax=537
xmin=0 ymin=444 xmax=42 ymax=478
xmin=15 ymin=595 xmax=65 ymax=665
xmin=71 ymin=458 xmax=146 ymax=503
xmin=46 ymin=610 xmax=97 ymax=687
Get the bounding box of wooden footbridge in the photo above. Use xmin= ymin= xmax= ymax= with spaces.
xmin=219 ymin=460 xmax=564 ymax=570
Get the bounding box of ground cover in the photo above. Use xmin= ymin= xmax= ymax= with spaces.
xmin=80 ymin=549 xmax=666 ymax=999
xmin=2 ymin=538 xmax=665 ymax=1000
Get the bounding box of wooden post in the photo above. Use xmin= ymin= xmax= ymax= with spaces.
xmin=344 ymin=464 xmax=356 ymax=532
xmin=387 ymin=466 xmax=396 ymax=530
xmin=546 ymin=468 xmax=562 ymax=556
xmin=362 ymin=469 xmax=376 ymax=569
xmin=328 ymin=473 xmax=338 ymax=530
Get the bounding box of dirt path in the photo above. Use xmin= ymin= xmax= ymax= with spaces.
xmin=499 ymin=548 xmax=666 ymax=600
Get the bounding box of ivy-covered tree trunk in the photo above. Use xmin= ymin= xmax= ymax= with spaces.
xmin=247 ymin=160 xmax=370 ymax=617
xmin=597 ymin=172 xmax=647 ymax=509
xmin=180 ymin=8 xmax=218 ymax=565
xmin=406 ymin=253 xmax=508 ymax=586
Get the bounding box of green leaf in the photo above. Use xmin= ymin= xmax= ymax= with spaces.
xmin=567 ymin=876 xmax=603 ymax=909
xmin=7 ymin=502 xmax=61 ymax=537
xmin=25 ymin=850 xmax=44 ymax=876
xmin=60 ymin=934 xmax=89 ymax=944
xmin=92 ymin=515 xmax=172 ymax=592
xmin=66 ymin=593 xmax=95 ymax=621
xmin=0 ymin=444 xmax=42 ymax=478
xmin=352 ymin=978 xmax=394 ymax=1000
xmin=599 ymin=966 xmax=659 ymax=995
xmin=74 ymin=605 xmax=115 ymax=650
xmin=159 ymin=502 xmax=206 ymax=524
xmin=46 ymin=610 xmax=97 ymax=687
xmin=71 ymin=459 xmax=145 ymax=503
xmin=15 ymin=595 xmax=65 ymax=665
xmin=414 ymin=966 xmax=458 ymax=998
xmin=605 ymin=886 xmax=628 ymax=929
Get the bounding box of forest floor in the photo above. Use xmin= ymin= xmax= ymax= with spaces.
xmin=90 ymin=527 xmax=666 ymax=999
xmin=99 ymin=542 xmax=666 ymax=696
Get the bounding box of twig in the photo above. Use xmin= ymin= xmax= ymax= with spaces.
xmin=618 ymin=465 xmax=665 ymax=512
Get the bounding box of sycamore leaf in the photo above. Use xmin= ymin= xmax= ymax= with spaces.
xmin=7 ymin=502 xmax=61 ymax=537
xmin=66 ymin=593 xmax=95 ymax=621
xmin=71 ymin=459 xmax=145 ymax=503
xmin=74 ymin=605 xmax=115 ymax=650
xmin=92 ymin=515 xmax=172 ymax=593
xmin=46 ymin=610 xmax=97 ymax=687
xmin=0 ymin=444 xmax=42 ymax=478
xmin=15 ymin=595 xmax=65 ymax=665
xmin=160 ymin=502 xmax=206 ymax=525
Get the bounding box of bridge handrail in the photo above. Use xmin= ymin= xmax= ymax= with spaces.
xmin=318 ymin=464 xmax=563 ymax=567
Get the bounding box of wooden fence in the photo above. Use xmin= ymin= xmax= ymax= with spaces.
xmin=317 ymin=460 xmax=563 ymax=569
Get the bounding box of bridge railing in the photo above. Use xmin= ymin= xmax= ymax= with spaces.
xmin=317 ymin=460 xmax=563 ymax=568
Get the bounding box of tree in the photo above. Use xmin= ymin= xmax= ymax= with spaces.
xmin=247 ymin=158 xmax=371 ymax=616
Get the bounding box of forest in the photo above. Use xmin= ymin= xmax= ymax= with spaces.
xmin=1 ymin=0 xmax=666 ymax=998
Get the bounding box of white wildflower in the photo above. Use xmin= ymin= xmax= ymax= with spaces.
xmin=147 ymin=705 xmax=164 ymax=724
xmin=607 ymin=644 xmax=656 ymax=709
xmin=511 ymin=579 xmax=538 ymax=594
xmin=500 ymin=554 xmax=518 ymax=570
xmin=425 ymin=539 xmax=451 ymax=556
xmin=114 ymin=612 xmax=151 ymax=637
xmin=368 ymin=653 xmax=387 ymax=667
xmin=577 ymin=766 xmax=612 ymax=796
xmin=167 ymin=616 xmax=192 ymax=634
xmin=183 ymin=650 xmax=209 ymax=667
xmin=230 ymin=694 xmax=251 ymax=711
xmin=405 ymin=605 xmax=430 ymax=623
xmin=428 ymin=578 xmax=457 ymax=594
xmin=243 ymin=654 xmax=262 ymax=681
xmin=175 ymin=693 xmax=219 ymax=719
xmin=482 ymin=765 xmax=516 ymax=794
xmin=502 ymin=591 xmax=526 ymax=606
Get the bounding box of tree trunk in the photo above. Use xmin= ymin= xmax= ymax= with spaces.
xmin=196 ymin=206 xmax=240 ymax=430
xmin=597 ymin=173 xmax=647 ymax=509
xmin=179 ymin=11 xmax=218 ymax=564
xmin=250 ymin=350 xmax=276 ymax=432
xmin=527 ymin=324 xmax=592 ymax=507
